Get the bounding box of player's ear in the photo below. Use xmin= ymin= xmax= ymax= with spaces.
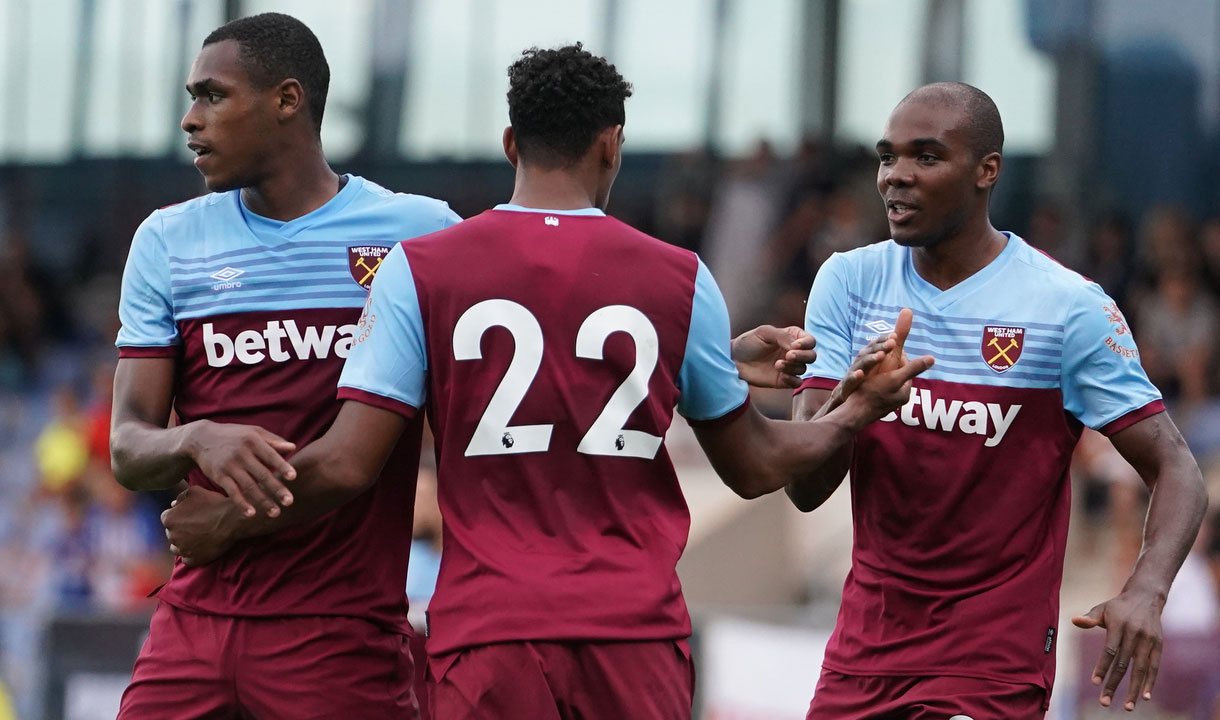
xmin=503 ymin=126 xmax=519 ymax=168
xmin=275 ymin=79 xmax=305 ymax=122
xmin=976 ymin=151 xmax=1002 ymax=190
xmin=599 ymin=125 xmax=623 ymax=169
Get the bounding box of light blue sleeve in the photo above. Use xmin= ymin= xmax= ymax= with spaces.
xmin=337 ymin=244 xmax=428 ymax=412
xmin=676 ymin=259 xmax=750 ymax=422
xmin=115 ymin=212 xmax=178 ymax=349
xmin=801 ymin=252 xmax=855 ymax=382
xmin=1061 ymin=282 xmax=1162 ymax=430
xmin=438 ymin=203 xmax=463 ymax=228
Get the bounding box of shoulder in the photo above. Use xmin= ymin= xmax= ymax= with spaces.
xmin=349 ymin=176 xmax=458 ymax=227
xmin=1004 ymin=234 xmax=1110 ymax=307
xmin=135 ymin=192 xmax=234 ymax=250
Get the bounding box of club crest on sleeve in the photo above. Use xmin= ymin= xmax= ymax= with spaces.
xmin=348 ymin=246 xmax=393 ymax=290
xmin=1103 ymin=301 xmax=1128 ymax=335
xmin=981 ymin=325 xmax=1024 ymax=373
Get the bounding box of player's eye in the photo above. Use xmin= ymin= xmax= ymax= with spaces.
xmin=207 ymin=92 xmax=222 ymax=103
xmin=878 ymin=153 xmax=895 ymax=165
xmin=918 ymin=153 xmax=939 ymax=163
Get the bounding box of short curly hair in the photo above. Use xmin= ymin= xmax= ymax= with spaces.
xmin=507 ymin=43 xmax=633 ymax=168
xmin=204 ymin=13 xmax=330 ymax=132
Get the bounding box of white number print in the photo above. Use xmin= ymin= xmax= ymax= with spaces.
xmin=453 ymin=299 xmax=554 ymax=456
xmin=454 ymin=300 xmax=662 ymax=459
xmin=575 ymin=305 xmax=662 ymax=459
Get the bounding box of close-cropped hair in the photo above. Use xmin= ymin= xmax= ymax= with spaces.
xmin=902 ymin=82 xmax=1004 ymax=159
xmin=204 ymin=12 xmax=331 ymax=131
xmin=507 ymin=43 xmax=634 ymax=168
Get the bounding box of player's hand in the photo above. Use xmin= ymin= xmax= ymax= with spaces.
xmin=732 ymin=325 xmax=816 ymax=389
xmin=187 ymin=420 xmax=298 ymax=517
xmin=1072 ymin=589 xmax=1165 ymax=711
xmin=840 ymin=309 xmax=933 ymax=422
xmin=162 ymin=485 xmax=242 ymax=567
xmin=828 ymin=334 xmax=899 ymax=408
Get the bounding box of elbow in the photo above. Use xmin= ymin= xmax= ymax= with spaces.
xmin=109 ymin=434 xmax=138 ymax=490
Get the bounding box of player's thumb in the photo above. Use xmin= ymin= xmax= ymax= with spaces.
xmin=1072 ymin=604 xmax=1106 ymax=629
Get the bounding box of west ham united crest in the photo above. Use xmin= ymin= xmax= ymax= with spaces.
xmin=981 ymin=325 xmax=1025 ymax=373
xmin=348 ymin=246 xmax=392 ymax=289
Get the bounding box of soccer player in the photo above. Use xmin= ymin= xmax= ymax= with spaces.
xmin=109 ymin=13 xmax=461 ymax=718
xmin=111 ymin=14 xmax=839 ymax=718
xmin=787 ymin=82 xmax=1207 ymax=718
xmin=163 ymin=44 xmax=931 ymax=719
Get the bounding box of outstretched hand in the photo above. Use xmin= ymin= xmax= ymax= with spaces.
xmin=1073 ymin=589 xmax=1165 ymax=711
xmin=835 ymin=308 xmax=933 ymax=418
xmin=732 ymin=325 xmax=816 ymax=389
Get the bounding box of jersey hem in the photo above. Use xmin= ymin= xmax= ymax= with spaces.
xmin=154 ymin=593 xmax=415 ymax=636
xmin=117 ymin=345 xmax=178 ymax=358
xmin=820 ymin=659 xmax=1049 ymax=691
xmin=685 ymin=396 xmax=750 ymax=427
xmin=336 ymin=387 xmax=420 ymax=419
xmin=1098 ymin=399 xmax=1165 ymax=436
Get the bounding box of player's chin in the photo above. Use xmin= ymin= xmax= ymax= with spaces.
xmin=198 ymin=168 xmax=245 ymax=193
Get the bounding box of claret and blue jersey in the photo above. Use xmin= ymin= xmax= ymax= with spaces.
xmin=798 ymin=233 xmax=1163 ymax=695
xmin=338 ymin=204 xmax=751 ymax=655
xmin=115 ymin=175 xmax=460 ymax=631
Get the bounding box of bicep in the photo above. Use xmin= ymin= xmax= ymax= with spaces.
xmin=1107 ymin=412 xmax=1190 ymax=491
xmin=112 ymin=357 xmax=176 ymax=428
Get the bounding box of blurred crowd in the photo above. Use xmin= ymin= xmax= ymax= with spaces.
xmin=4 ymin=139 xmax=1220 ymax=715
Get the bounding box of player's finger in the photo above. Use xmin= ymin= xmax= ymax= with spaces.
xmin=1100 ymin=634 xmax=1134 ymax=707
xmin=892 ymin=355 xmax=935 ymax=384
xmin=212 ymin=475 xmax=258 ymax=518
xmin=248 ymin=443 xmax=297 ymax=500
xmin=891 ymin=308 xmax=914 ymax=354
xmin=782 ymin=326 xmax=815 ymax=349
xmin=256 ymin=427 xmax=297 ymax=456
xmin=1072 ymin=604 xmax=1105 ymax=629
xmin=230 ymin=466 xmax=282 ymax=517
xmin=1142 ymin=643 xmax=1161 ymax=702
xmin=1123 ymin=635 xmax=1155 ymax=710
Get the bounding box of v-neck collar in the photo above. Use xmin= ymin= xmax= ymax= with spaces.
xmin=904 ymin=232 xmax=1020 ymax=311
xmin=238 ymin=174 xmax=362 ymax=239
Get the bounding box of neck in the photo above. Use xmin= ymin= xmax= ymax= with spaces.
xmin=507 ymin=161 xmax=600 ymax=211
xmin=240 ymin=138 xmax=341 ymax=221
xmin=910 ymin=221 xmax=1008 ymax=291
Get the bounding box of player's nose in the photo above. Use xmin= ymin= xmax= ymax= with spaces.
xmin=181 ymin=104 xmax=203 ymax=134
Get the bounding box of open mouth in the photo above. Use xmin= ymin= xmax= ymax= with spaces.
xmin=886 ymin=200 xmax=917 ymax=224
xmin=188 ymin=142 xmax=213 ymax=163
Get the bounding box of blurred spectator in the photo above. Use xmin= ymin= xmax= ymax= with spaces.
xmin=1025 ymin=199 xmax=1074 ymax=265
xmin=33 ymin=385 xmax=90 ymax=495
xmin=702 ymin=140 xmax=787 ymax=331
xmin=1079 ymin=213 xmax=1136 ymax=309
xmin=653 ymin=148 xmax=718 ymax=254
xmin=1135 ymin=265 xmax=1217 ymax=408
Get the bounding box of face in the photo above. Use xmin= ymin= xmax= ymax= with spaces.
xmin=875 ymin=100 xmax=989 ymax=247
xmin=181 ymin=40 xmax=281 ymax=191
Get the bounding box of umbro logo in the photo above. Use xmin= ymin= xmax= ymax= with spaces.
xmin=544 ymin=216 xmax=559 ymax=227
xmin=210 ymin=266 xmax=244 ymax=291
xmin=863 ymin=319 xmax=893 ymax=334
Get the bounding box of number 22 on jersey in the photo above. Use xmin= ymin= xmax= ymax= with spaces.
xmin=453 ymin=299 xmax=663 ymax=460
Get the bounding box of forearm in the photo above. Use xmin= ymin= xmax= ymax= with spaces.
xmin=228 ymin=443 xmax=375 ymax=541
xmin=784 ymin=389 xmax=855 ymax=511
xmin=1124 ymin=462 xmax=1207 ymax=599
xmin=111 ymin=420 xmax=202 ymax=491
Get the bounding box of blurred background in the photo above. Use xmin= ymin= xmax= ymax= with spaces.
xmin=1 ymin=0 xmax=1220 ymax=717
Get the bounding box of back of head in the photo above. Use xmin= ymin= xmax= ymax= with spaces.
xmin=506 ymin=43 xmax=633 ymax=169
xmin=204 ymin=12 xmax=330 ymax=132
xmin=900 ymin=82 xmax=1004 ymax=160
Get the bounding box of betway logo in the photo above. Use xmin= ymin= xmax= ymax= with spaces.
xmin=203 ymin=320 xmax=357 ymax=367
xmin=879 ymin=388 xmax=1021 ymax=447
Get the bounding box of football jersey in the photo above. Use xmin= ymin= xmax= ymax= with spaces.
xmin=115 ymin=175 xmax=460 ymax=632
xmin=338 ymin=204 xmax=750 ymax=655
xmin=798 ymin=234 xmax=1163 ymax=692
